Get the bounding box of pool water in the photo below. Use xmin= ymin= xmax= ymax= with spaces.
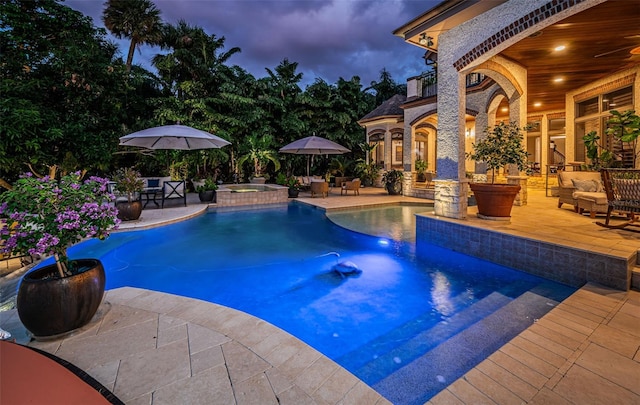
xmin=327 ymin=204 xmax=433 ymax=242
xmin=65 ymin=203 xmax=575 ymax=404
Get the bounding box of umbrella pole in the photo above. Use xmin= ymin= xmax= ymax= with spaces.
xmin=306 ymin=156 xmax=310 ymax=177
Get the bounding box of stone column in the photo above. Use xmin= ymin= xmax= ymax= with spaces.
xmin=474 ymin=111 xmax=489 ymax=175
xmin=433 ymin=34 xmax=467 ymax=219
xmin=384 ymin=129 xmax=392 ymax=170
xmin=507 ymin=176 xmax=528 ymax=206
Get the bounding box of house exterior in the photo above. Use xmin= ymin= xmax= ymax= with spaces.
xmin=360 ymin=0 xmax=640 ymax=220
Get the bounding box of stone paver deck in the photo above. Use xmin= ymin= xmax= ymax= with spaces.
xmin=1 ymin=186 xmax=639 ymax=404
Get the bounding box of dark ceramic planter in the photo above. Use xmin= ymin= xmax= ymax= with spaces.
xmin=386 ymin=182 xmax=402 ymax=195
xmin=116 ymin=201 xmax=142 ymax=221
xmin=288 ymin=188 xmax=299 ymax=198
xmin=469 ymin=183 xmax=521 ymax=218
xmin=198 ymin=190 xmax=216 ymax=203
xmin=17 ymin=259 xmax=106 ymax=338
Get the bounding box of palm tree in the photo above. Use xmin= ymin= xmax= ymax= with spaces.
xmin=102 ymin=0 xmax=163 ymax=71
xmin=152 ymin=20 xmax=240 ymax=98
xmin=236 ymin=134 xmax=281 ymax=178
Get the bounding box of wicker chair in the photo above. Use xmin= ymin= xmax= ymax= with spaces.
xmin=310 ymin=180 xmax=329 ymax=198
xmin=341 ymin=178 xmax=361 ymax=196
xmin=596 ymin=168 xmax=640 ymax=229
xmin=557 ymin=170 xmax=604 ymax=212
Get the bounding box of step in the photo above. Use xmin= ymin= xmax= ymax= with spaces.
xmin=372 ymin=286 xmax=569 ymax=405
xmin=339 ymin=278 xmax=547 ymax=383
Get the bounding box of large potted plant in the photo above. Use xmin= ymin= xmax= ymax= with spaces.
xmin=0 ymin=171 xmax=119 ymax=337
xmin=466 ymin=121 xmax=529 ymax=218
xmin=354 ymin=160 xmax=380 ymax=187
xmin=382 ymin=169 xmax=404 ymax=195
xmin=415 ymin=159 xmax=428 ymax=182
xmin=196 ymin=178 xmax=218 ymax=203
xmin=276 ymin=172 xmax=301 ymax=198
xmin=113 ymin=167 xmax=144 ymax=221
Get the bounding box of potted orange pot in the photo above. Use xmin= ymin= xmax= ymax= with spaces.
xmin=467 ymin=122 xmax=529 ymax=219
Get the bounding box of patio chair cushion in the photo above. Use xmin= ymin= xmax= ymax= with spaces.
xmin=571 ymin=178 xmax=602 ymax=193
xmin=146 ymin=179 xmax=160 ymax=188
xmin=572 ymin=191 xmax=608 ymax=205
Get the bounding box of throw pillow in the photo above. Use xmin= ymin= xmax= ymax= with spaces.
xmin=572 ymin=178 xmax=597 ymax=192
xmin=594 ymin=180 xmax=604 ymax=193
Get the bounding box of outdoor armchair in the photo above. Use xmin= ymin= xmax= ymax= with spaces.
xmin=162 ymin=180 xmax=187 ymax=208
xmin=341 ymin=178 xmax=361 ymax=195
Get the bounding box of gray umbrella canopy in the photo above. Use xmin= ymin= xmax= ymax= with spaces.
xmin=119 ymin=125 xmax=231 ymax=150
xmin=279 ymin=135 xmax=350 ymax=155
xmin=279 ymin=135 xmax=350 ymax=176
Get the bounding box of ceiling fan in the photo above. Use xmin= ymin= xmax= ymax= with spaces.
xmin=594 ymin=34 xmax=640 ymax=58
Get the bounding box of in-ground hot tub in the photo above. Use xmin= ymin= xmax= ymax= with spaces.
xmin=216 ymin=184 xmax=288 ymax=207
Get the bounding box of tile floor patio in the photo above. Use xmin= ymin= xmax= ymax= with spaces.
xmin=1 ymin=186 xmax=639 ymax=404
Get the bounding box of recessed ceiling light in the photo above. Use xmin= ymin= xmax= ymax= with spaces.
xmin=534 ymin=102 xmax=542 ymax=107
xmin=554 ymin=45 xmax=566 ymax=51
xmin=501 ymin=107 xmax=508 ymax=112
xmin=553 ymin=77 xmax=564 ymax=83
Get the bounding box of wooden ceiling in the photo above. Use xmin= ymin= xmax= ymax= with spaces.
xmin=498 ymin=0 xmax=640 ymax=113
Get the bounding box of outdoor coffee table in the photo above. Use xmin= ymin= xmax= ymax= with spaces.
xmin=141 ymin=188 xmax=161 ymax=208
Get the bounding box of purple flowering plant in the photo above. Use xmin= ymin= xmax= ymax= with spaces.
xmin=0 ymin=172 xmax=120 ymax=278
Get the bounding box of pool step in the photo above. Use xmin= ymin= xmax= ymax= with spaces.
xmin=337 ymin=277 xmax=549 ymax=379
xmin=372 ymin=287 xmax=566 ymax=405
xmin=344 ymin=290 xmax=512 ymax=384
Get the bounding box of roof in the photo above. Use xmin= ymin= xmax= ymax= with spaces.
xmin=359 ymin=94 xmax=407 ymax=123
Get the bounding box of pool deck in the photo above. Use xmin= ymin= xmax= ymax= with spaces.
xmin=1 ymin=187 xmax=639 ymax=404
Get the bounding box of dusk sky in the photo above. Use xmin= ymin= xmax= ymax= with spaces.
xmin=65 ymin=0 xmax=442 ymax=88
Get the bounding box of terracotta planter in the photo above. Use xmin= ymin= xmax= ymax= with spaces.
xmin=469 ymin=183 xmax=521 ymax=218
xmin=116 ymin=200 xmax=142 ymax=221
xmin=17 ymin=259 xmax=106 ymax=338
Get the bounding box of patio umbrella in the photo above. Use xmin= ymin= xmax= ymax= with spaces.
xmin=279 ymin=135 xmax=350 ymax=176
xmin=119 ymin=124 xmax=231 ymax=150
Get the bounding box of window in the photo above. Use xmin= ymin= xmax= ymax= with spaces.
xmin=391 ymin=132 xmax=403 ymax=167
xmin=392 ymin=140 xmax=403 ymax=166
xmin=575 ymin=86 xmax=634 ymax=166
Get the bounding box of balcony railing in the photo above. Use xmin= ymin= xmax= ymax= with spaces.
xmin=407 ymin=72 xmax=487 ymax=99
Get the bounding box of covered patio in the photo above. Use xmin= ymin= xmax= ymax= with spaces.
xmin=376 ymin=0 xmax=640 ymax=233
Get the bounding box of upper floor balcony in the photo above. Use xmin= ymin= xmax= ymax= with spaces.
xmin=406 ymin=71 xmax=487 ymax=100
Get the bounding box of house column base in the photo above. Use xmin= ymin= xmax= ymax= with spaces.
xmin=507 ymin=176 xmax=528 ymax=206
xmin=434 ymin=180 xmax=468 ymax=219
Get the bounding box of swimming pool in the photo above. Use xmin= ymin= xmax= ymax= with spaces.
xmin=64 ymin=203 xmax=574 ymax=404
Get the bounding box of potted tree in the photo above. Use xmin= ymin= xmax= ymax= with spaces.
xmin=0 ymin=171 xmax=119 ymax=337
xmin=196 ymin=178 xmax=218 ymax=203
xmin=113 ymin=167 xmax=144 ymax=221
xmin=354 ymin=160 xmax=380 ymax=187
xmin=382 ymin=169 xmax=404 ymax=195
xmin=466 ymin=121 xmax=529 ymax=218
xmin=415 ymin=158 xmax=428 ymax=182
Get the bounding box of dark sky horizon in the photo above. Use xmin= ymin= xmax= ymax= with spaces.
xmin=65 ymin=0 xmax=441 ymax=89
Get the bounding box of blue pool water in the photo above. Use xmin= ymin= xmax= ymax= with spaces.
xmin=64 ymin=203 xmax=575 ymax=404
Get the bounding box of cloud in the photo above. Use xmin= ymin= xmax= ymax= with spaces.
xmin=66 ymin=0 xmax=439 ymax=88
